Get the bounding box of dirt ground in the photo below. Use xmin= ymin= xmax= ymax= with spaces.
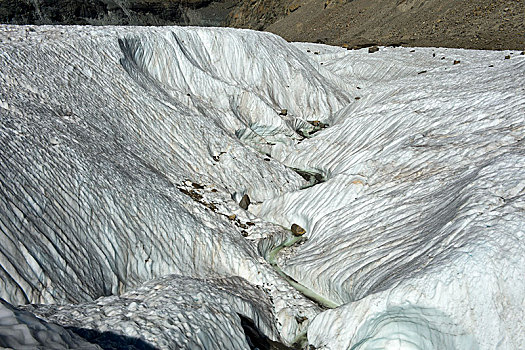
xmin=230 ymin=0 xmax=524 ymax=50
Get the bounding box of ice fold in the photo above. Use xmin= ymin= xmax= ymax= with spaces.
xmin=265 ymin=45 xmax=525 ymax=349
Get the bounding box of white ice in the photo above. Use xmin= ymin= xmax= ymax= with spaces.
xmin=0 ymin=25 xmax=524 ymax=349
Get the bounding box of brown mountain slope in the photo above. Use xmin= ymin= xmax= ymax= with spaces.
xmin=229 ymin=0 xmax=524 ymax=50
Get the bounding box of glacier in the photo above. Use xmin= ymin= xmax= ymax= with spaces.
xmin=0 ymin=25 xmax=524 ymax=349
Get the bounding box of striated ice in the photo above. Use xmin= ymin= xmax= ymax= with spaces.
xmin=264 ymin=45 xmax=525 ymax=349
xmin=0 ymin=299 xmax=100 ymax=349
xmin=0 ymin=24 xmax=524 ymax=349
xmin=21 ymin=275 xmax=285 ymax=349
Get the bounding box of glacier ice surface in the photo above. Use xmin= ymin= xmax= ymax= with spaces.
xmin=0 ymin=25 xmax=524 ymax=349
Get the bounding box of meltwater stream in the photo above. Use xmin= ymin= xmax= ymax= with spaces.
xmin=266 ymin=235 xmax=339 ymax=310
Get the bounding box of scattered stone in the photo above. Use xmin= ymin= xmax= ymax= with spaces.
xmin=241 ymin=230 xmax=248 ymax=237
xmin=418 ymin=70 xmax=427 ymax=74
xmin=410 ymin=49 xmax=415 ymax=52
xmin=368 ymin=46 xmax=379 ymax=53
xmin=211 ymin=188 xmax=218 ymax=192
xmin=239 ymin=194 xmax=250 ymax=210
xmin=228 ymin=214 xmax=236 ymax=220
xmin=307 ymin=120 xmax=328 ymax=129
xmin=453 ymin=60 xmax=461 ymax=65
xmin=179 ymin=188 xmax=203 ymax=201
xmin=314 ymin=51 xmax=320 ymax=55
xmin=521 ymin=51 xmax=524 ymax=55
xmin=291 ymin=223 xmax=306 ymax=236
xmin=288 ymin=3 xmax=300 ymax=13
xmin=505 ymin=55 xmax=510 ymax=59
xmin=178 ymin=184 xmax=222 ymax=212
xmin=264 ymin=158 xmax=271 ymax=161
xmin=246 ymin=222 xmax=255 ymax=226
xmin=295 ymin=315 xmax=308 ymax=323
xmin=354 ymin=96 xmax=361 ymax=100
xmin=356 ymin=86 xmax=361 ymax=89
xmin=433 ymin=53 xmax=436 ymax=57
xmin=239 ymin=223 xmax=248 ymax=229
xmin=279 ymin=109 xmax=288 ymax=116
xmin=441 ymin=56 xmax=446 ymax=60
xmin=489 ymin=65 xmax=494 ymax=67
xmin=304 ymin=120 xmax=329 ymax=137
xmin=205 ymin=203 xmax=218 ymax=212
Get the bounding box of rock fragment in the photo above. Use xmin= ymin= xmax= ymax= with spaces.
xmin=291 ymin=224 xmax=306 ymax=236
xmin=239 ymin=194 xmax=250 ymax=210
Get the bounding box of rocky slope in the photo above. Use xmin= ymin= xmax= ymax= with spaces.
xmin=230 ymin=0 xmax=524 ymax=50
xmin=0 ymin=0 xmax=237 ymax=26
